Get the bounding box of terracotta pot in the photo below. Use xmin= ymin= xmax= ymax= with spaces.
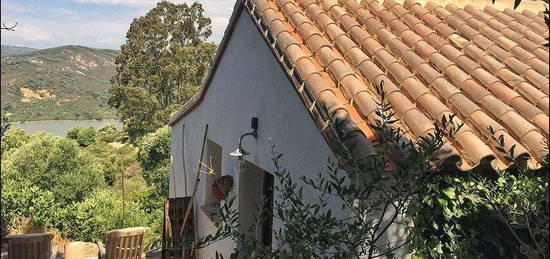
xmin=211 ymin=175 xmax=234 ymax=201
xmin=212 ymin=184 xmax=225 ymax=201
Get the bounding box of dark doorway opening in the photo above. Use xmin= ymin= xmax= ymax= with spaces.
xmin=261 ymin=171 xmax=274 ymax=246
xmin=238 ymin=161 xmax=274 ymax=247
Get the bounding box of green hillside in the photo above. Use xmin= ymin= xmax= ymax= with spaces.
xmin=1 ymin=45 xmax=120 ymax=121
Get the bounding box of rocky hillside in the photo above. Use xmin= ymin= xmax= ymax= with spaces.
xmin=1 ymin=45 xmax=119 ymax=121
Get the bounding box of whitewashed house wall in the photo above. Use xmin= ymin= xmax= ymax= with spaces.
xmin=169 ymin=12 xmax=339 ymax=258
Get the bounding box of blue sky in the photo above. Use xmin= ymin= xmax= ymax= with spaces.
xmin=1 ymin=0 xmax=235 ymax=50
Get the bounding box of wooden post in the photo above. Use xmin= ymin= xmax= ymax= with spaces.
xmin=179 ymin=125 xmax=209 ymax=257
xmin=182 ymin=124 xmax=188 ymax=196
xmin=122 ymin=168 xmax=126 ymax=227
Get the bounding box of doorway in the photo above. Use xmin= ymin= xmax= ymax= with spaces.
xmin=238 ymin=161 xmax=274 ymax=247
xmin=261 ymin=171 xmax=274 ymax=246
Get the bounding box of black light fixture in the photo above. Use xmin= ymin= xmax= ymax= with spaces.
xmin=229 ymin=117 xmax=258 ymax=158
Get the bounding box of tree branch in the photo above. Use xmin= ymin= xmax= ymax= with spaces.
xmin=1 ymin=22 xmax=17 ymax=31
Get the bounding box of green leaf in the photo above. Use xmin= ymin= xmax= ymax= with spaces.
xmin=441 ymin=187 xmax=456 ymax=199
xmin=436 ymin=198 xmax=448 ymax=207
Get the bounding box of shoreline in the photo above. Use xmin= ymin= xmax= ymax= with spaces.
xmin=10 ymin=119 xmax=123 ymax=136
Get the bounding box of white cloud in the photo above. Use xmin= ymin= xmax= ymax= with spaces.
xmin=0 ymin=0 xmax=31 ymax=13
xmin=211 ymin=16 xmax=229 ymax=27
xmin=2 ymin=0 xmax=236 ymax=49
xmin=1 ymin=13 xmax=130 ymax=48
xmin=4 ymin=24 xmax=53 ymax=41
xmin=71 ymin=0 xmax=235 ymax=16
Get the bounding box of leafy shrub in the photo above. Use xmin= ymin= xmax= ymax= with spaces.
xmin=137 ymin=126 xmax=170 ymax=172
xmin=112 ymin=176 xmax=151 ymax=205
xmin=1 ymin=134 xmax=105 ymax=204
xmin=1 ymin=132 xmax=163 ymax=249
xmin=84 ymin=141 xmax=140 ymax=186
xmin=137 ymin=126 xmax=170 ymax=201
xmin=410 ymin=162 xmax=549 ymax=258
xmin=79 ymin=127 xmax=97 ymax=146
xmin=66 ymin=126 xmax=81 ymax=141
xmin=1 ymin=180 xmax=59 ymax=232
xmin=67 ymin=126 xmax=97 ymax=146
xmin=97 ymin=123 xmax=118 ymax=136
xmin=0 ymin=128 xmax=29 ymax=154
xmin=144 ymin=208 xmax=164 ymax=250
xmin=1 ymin=124 xmax=167 ymax=248
xmin=60 ymin=189 xmax=152 ymax=245
xmin=96 ymin=123 xmax=127 ymax=143
xmin=147 ymin=166 xmax=170 ymax=203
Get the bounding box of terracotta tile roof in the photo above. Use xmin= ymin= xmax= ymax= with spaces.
xmin=245 ymin=0 xmax=549 ymax=170
xmin=521 ymin=9 xmax=546 ymax=25
xmin=406 ymin=0 xmax=547 ymax=13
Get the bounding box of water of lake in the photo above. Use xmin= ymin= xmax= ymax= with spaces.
xmin=11 ymin=119 xmax=123 ymax=136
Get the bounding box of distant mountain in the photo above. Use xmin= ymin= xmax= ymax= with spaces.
xmin=1 ymin=45 xmax=38 ymax=56
xmin=1 ymin=45 xmax=120 ymax=121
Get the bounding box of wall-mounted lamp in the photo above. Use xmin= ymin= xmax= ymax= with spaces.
xmin=230 ymin=117 xmax=258 ymax=171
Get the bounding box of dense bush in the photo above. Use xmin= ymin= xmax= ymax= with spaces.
xmin=0 ymin=128 xmax=29 ymax=154
xmin=137 ymin=126 xmax=170 ymax=171
xmin=116 ymin=177 xmax=151 ymax=203
xmin=1 ymin=181 xmax=59 ymax=231
xmin=96 ymin=123 xmax=127 ymax=143
xmin=67 ymin=126 xmax=97 ymax=146
xmin=137 ymin=126 xmax=170 ymax=201
xmin=410 ymin=168 xmax=549 ymax=258
xmin=1 ymin=134 xmax=105 ymax=204
xmin=1 ymin=130 xmax=162 ymax=249
xmin=79 ymin=127 xmax=97 ymax=146
xmin=97 ymin=123 xmax=118 ymax=136
xmin=66 ymin=126 xmax=81 ymax=140
xmin=59 ymin=189 xmax=150 ymax=242
xmin=84 ymin=140 xmax=139 ymax=186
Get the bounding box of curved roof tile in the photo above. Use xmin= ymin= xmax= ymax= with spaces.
xmin=256 ymin=0 xmax=549 ymax=169
xmin=170 ymin=0 xmax=548 ymax=171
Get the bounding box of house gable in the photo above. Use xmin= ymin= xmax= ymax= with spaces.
xmin=170 ymin=3 xmax=338 ymax=191
xmin=169 ymin=9 xmax=342 ymax=257
xmin=169 ymin=0 xmax=375 ymax=166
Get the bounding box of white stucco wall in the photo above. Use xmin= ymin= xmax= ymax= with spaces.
xmin=169 ymin=12 xmax=339 ymax=258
